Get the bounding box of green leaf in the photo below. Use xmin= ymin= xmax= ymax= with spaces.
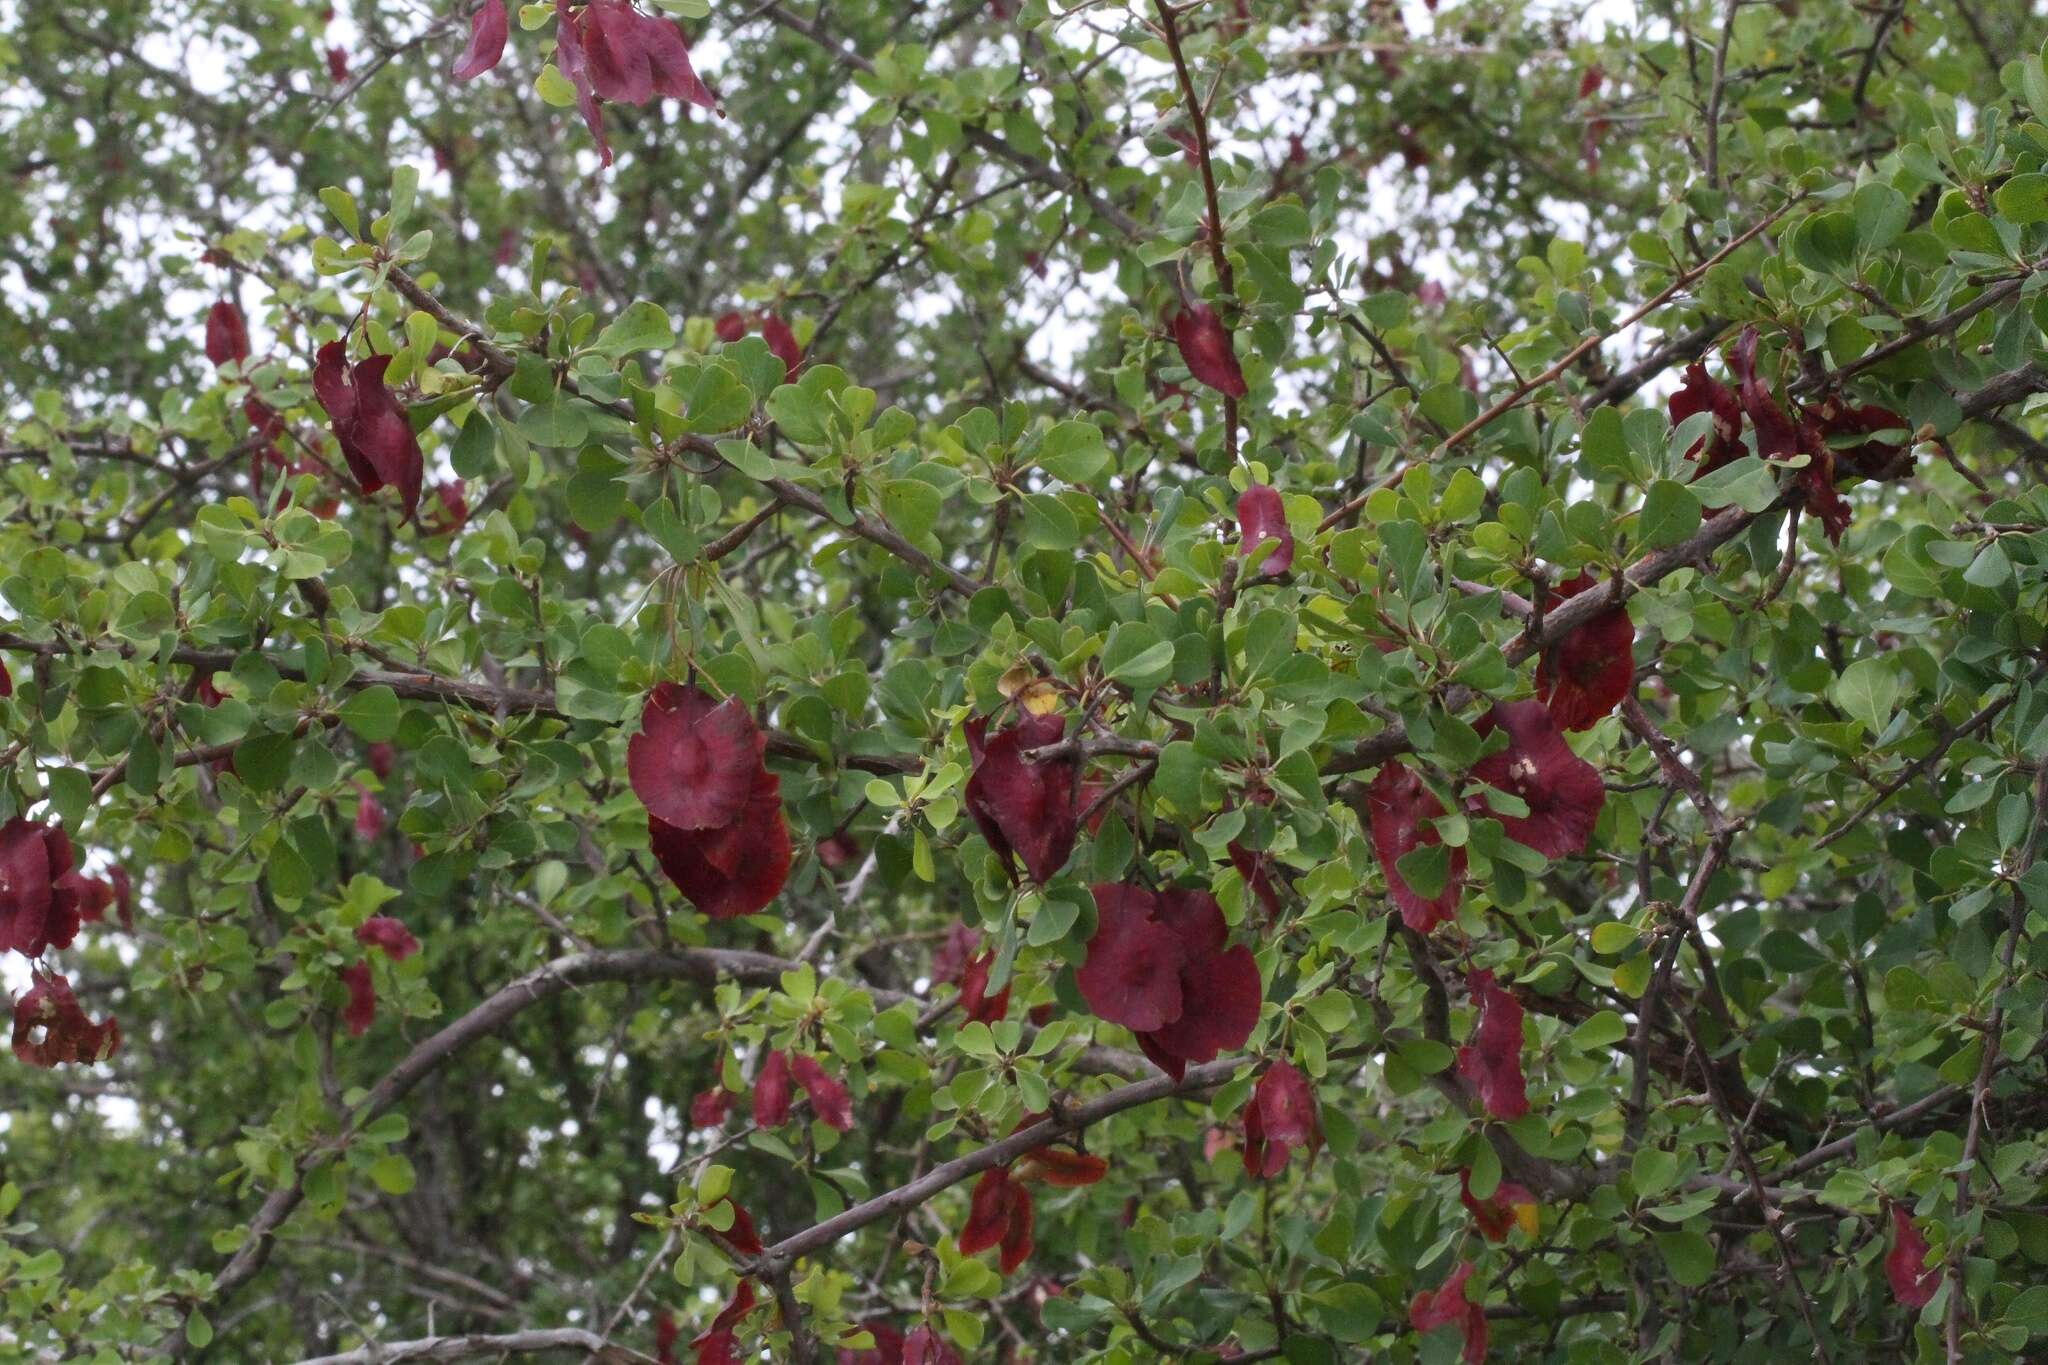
xmin=1250 ymin=202 xmax=1312 ymax=247
xmin=1758 ymin=930 xmax=1828 ymax=974
xmin=1852 ymin=183 xmax=1908 ymax=251
xmin=592 ymin=299 xmax=674 ymax=356
xmin=880 ymin=478 xmax=943 ymax=543
xmin=387 ymin=165 xmax=418 ymax=241
xmin=1395 ymin=843 xmax=1449 ymax=899
xmin=451 ymin=411 xmax=498 ymax=478
xmin=1638 ymin=480 xmax=1702 ymax=548
xmin=1632 ymin=1148 xmax=1679 ymax=1198
xmin=2024 ymin=55 xmax=2048 ymax=125
xmin=1963 ymin=542 xmax=2013 ymax=588
xmin=1791 ymin=210 xmax=1855 ymax=272
xmin=16 ymin=1249 xmax=61 ymax=1281
xmin=339 ymin=686 xmax=402 ymax=742
xmin=1018 ymin=493 xmax=1078 ymax=549
xmin=266 ymin=840 xmax=312 ymax=901
xmin=319 ymin=185 xmax=361 ymax=239
xmin=1439 ymin=468 xmax=1485 ymax=522
xmin=1656 ymin=1229 xmax=1717 ymax=1287
xmin=1036 ymin=420 xmax=1111 ymax=484
xmin=369 ymin=1154 xmax=416 ymax=1195
xmin=1154 ymin=741 xmax=1204 ymax=819
xmin=1590 ymin=922 xmax=1638 ymax=954
xmin=1465 ymin=1136 xmax=1500 ymax=1198
xmin=1102 ymin=623 xmax=1175 ymax=691
xmin=1570 ymin=1010 xmax=1627 ymax=1050
xmin=2008 ymin=1284 xmax=2048 ymax=1334
xmin=1241 ymin=608 xmax=1295 ymax=683
xmin=567 ymin=448 xmax=631 ymax=531
xmin=517 ymin=394 xmax=593 ymax=447
xmin=684 ymin=363 xmax=754 ymax=433
xmin=46 ymin=767 xmax=91 ymax=831
xmin=361 ymin=1113 xmax=410 ymax=1144
xmin=535 ymin=62 xmax=577 ymax=107
xmin=1579 ymin=406 xmax=1632 ymax=481
xmin=697 ymin=1164 xmax=734 ymax=1207
xmin=1995 ymin=174 xmax=2048 ymax=225
xmin=1688 ymin=455 xmax=1779 ymax=513
xmin=1308 ymin=1283 xmax=1381 ymax=1343
xmin=1831 ymin=657 xmax=1899 ymax=736
xmin=236 ymin=733 xmax=297 ymax=793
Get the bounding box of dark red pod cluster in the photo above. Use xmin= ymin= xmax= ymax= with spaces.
xmin=630 ymin=683 xmax=791 ymax=919
xmin=1224 ymin=777 xmax=1287 ymax=924
xmin=690 ymin=1277 xmax=759 ymax=1365
xmin=1227 ymin=836 xmax=1286 ymax=924
xmin=552 ymin=0 xmax=717 ymax=167
xmin=753 ymin=1048 xmax=792 ymax=1127
xmin=689 ymin=1085 xmax=734 ymax=1129
xmin=11 ymin=969 xmax=120 ymax=1067
xmin=958 ymin=1121 xmax=1108 ymax=1274
xmin=355 ymin=915 xmax=419 ymax=961
xmin=934 ymin=924 xmax=1009 ymax=1024
xmin=713 ymin=311 xmax=804 ymax=381
xmin=452 ymin=0 xmax=508 ymax=80
xmin=205 ymin=300 xmax=251 ymax=368
xmin=788 ymin=1051 xmax=853 ymax=1130
xmin=901 ymin=1326 xmax=962 ymax=1365
xmin=341 ymin=960 xmax=377 ymax=1036
xmin=704 ymin=1196 xmax=762 ymax=1256
xmin=1532 ymin=574 xmax=1635 ymax=732
xmin=1668 ymin=363 xmax=1745 ymax=474
xmin=1666 ymin=326 xmax=1908 ymax=545
xmin=1409 ymin=1261 xmax=1487 ymax=1364
xmin=354 ymin=787 xmax=387 ymax=840
xmin=1456 ymin=969 xmax=1528 ymax=1121
xmin=836 ymin=1321 xmax=906 ymax=1364
xmin=1365 ymin=762 xmax=1467 ymax=933
xmin=750 ymin=1049 xmax=853 ymax=1131
xmin=0 ymin=818 xmax=90 ymax=960
xmin=108 ymin=864 xmax=134 ymax=931
xmin=1886 ymin=1203 xmax=1940 ymax=1309
xmin=1241 ymin=1058 xmax=1321 ymax=1178
xmin=1170 ymin=302 xmax=1248 ymax=398
xmin=61 ymin=866 xmax=117 ymax=927
xmin=311 ymin=340 xmax=426 ymax=524
xmin=421 ymin=481 xmax=470 ymax=537
xmin=1075 ymin=884 xmax=1260 ymax=1078
xmin=963 ymin=710 xmax=1079 ymax=886
xmin=960 ymin=1166 xmax=1036 ymax=1273
xmin=1460 ymin=1168 xmax=1537 ymax=1241
xmin=1470 ymin=701 xmax=1606 ymax=859
xmin=1728 ymin=327 xmax=1854 ymax=542
xmin=817 ymin=831 xmax=860 ymax=870
xmin=1234 ymin=483 xmax=1292 ymax=579
xmin=192 ymin=671 xmax=240 ymax=776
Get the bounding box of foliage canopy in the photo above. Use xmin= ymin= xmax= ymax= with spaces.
xmin=4 ymin=0 xmax=2048 ymax=1361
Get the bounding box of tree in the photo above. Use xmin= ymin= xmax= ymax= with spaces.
xmin=2 ymin=0 xmax=2047 ymax=1359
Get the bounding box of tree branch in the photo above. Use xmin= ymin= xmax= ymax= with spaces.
xmin=287 ymin=1328 xmax=656 ymax=1365
xmin=1947 ymin=764 xmax=2047 ymax=1358
xmin=201 ymin=947 xmax=1151 ymax=1324
xmin=754 ymin=1055 xmax=1243 ymax=1270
